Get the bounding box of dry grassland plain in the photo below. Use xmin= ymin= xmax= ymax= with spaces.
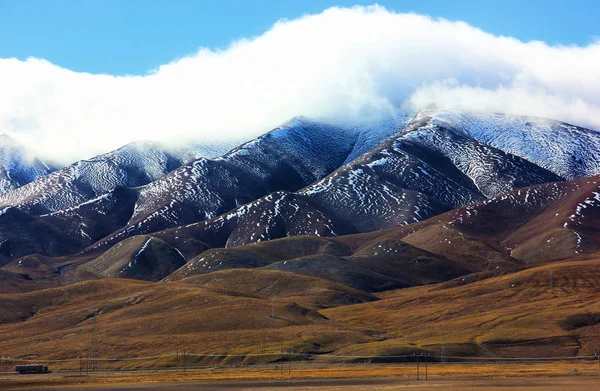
xmin=2 ymin=362 xmax=600 ymax=390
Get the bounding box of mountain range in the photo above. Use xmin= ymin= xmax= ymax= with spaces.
xmin=2 ymin=109 xmax=600 ymax=363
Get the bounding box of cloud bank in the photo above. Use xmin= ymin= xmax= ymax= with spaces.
xmin=1 ymin=5 xmax=600 ymax=164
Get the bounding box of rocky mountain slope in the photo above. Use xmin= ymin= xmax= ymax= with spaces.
xmin=83 ymin=117 xmax=400 ymax=250
xmin=428 ymin=109 xmax=600 ymax=179
xmin=110 ymin=174 xmax=600 ymax=284
xmin=132 ymin=110 xmax=576 ymax=255
xmin=0 ymin=207 xmax=85 ymax=267
xmin=0 ymin=117 xmax=400 ymax=267
xmin=83 ymin=235 xmax=185 ymax=281
xmin=0 ymin=141 xmax=225 ymax=215
xmin=49 ymin=171 xmax=598 ymax=285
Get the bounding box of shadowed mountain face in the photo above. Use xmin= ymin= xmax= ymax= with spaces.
xmin=0 ymin=207 xmax=85 ymax=267
xmin=334 ymin=174 xmax=600 ymax=268
xmin=414 ymin=175 xmax=600 ymax=264
xmin=83 ymin=235 xmax=185 ymax=282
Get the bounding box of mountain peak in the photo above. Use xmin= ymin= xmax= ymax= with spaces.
xmin=0 ymin=133 xmax=19 ymax=146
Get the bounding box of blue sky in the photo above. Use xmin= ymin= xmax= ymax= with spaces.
xmin=1 ymin=0 xmax=599 ymax=75
xmin=2 ymin=2 xmax=600 ymax=162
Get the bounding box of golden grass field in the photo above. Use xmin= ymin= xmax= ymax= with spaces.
xmin=2 ymin=361 xmax=600 ymax=390
xmin=2 ymin=251 xmax=600 ymax=386
xmin=323 ymin=256 xmax=600 ymax=358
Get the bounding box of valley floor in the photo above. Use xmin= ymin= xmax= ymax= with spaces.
xmin=1 ymin=363 xmax=600 ymax=390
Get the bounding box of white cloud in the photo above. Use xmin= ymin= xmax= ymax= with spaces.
xmin=1 ymin=5 xmax=599 ymax=164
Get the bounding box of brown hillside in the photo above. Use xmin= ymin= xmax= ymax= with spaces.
xmin=323 ymin=255 xmax=600 ymax=358
xmin=82 ymin=236 xmax=185 ymax=281
xmin=167 ymin=236 xmax=470 ymax=292
xmin=0 ymin=279 xmax=379 ymax=364
xmin=179 ymin=268 xmax=378 ymax=309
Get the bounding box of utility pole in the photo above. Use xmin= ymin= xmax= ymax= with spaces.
xmin=425 ymin=354 xmax=428 ymax=380
xmin=441 ymin=342 xmax=446 ymax=363
xmin=288 ymin=350 xmax=291 ymax=374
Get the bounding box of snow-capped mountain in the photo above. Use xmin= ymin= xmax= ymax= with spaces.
xmin=0 ymin=117 xmax=400 ymax=266
xmin=145 ymin=111 xmax=570 ymax=254
xmin=425 ymin=109 xmax=600 ymax=180
xmin=84 ymin=116 xmax=400 ymax=250
xmin=0 ymin=134 xmax=56 ymax=194
xmin=4 ymin=109 xmax=600 ymax=275
xmin=39 ymin=186 xmax=140 ymax=244
xmin=0 ymin=141 xmax=228 ymax=215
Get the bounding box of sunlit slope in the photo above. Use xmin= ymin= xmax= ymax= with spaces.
xmin=324 ymin=256 xmax=600 ymax=358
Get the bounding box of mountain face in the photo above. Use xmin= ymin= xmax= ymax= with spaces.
xmin=427 ymin=109 xmax=600 ymax=180
xmin=72 ymin=110 xmax=600 ymax=268
xmin=0 ymin=135 xmax=56 ymax=194
xmin=0 ymin=187 xmax=140 ymax=268
xmin=39 ymin=186 xmax=140 ymax=244
xmin=414 ymin=175 xmax=600 ymax=264
xmin=156 ymin=175 xmax=600 ymax=290
xmin=0 ymin=117 xmax=400 ymax=266
xmin=85 ymin=117 xmax=400 ymax=251
xmin=0 ymin=141 xmax=226 ymax=216
xmin=335 ymin=174 xmax=600 ymax=268
xmin=141 ymin=111 xmax=574 ymax=255
xmin=0 ymin=207 xmax=86 ymax=267
xmin=83 ymin=235 xmax=185 ymax=282
xmin=0 ymin=141 xmax=232 ymax=266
